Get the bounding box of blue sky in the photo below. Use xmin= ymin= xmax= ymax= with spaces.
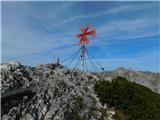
xmin=1 ymin=1 xmax=160 ymax=72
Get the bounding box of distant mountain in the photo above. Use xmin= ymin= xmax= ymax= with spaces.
xmin=101 ymin=67 xmax=160 ymax=94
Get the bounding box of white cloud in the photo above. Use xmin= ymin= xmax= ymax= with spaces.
xmin=56 ymin=3 xmax=153 ymax=25
xmin=91 ymin=17 xmax=159 ymax=46
xmin=2 ymin=2 xmax=76 ymax=59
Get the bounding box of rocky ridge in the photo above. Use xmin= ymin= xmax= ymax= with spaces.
xmin=1 ymin=62 xmax=115 ymax=120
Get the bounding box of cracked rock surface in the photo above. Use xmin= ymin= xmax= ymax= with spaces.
xmin=1 ymin=62 xmax=115 ymax=120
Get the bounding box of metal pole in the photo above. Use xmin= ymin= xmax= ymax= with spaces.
xmin=81 ymin=43 xmax=85 ymax=71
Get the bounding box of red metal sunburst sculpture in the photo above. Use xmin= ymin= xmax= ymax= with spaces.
xmin=76 ymin=24 xmax=96 ymax=45
xmin=76 ymin=24 xmax=96 ymax=70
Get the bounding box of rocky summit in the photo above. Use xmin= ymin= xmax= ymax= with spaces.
xmin=1 ymin=62 xmax=115 ymax=120
xmin=1 ymin=62 xmax=159 ymax=120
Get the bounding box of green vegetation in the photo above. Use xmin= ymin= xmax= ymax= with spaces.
xmin=64 ymin=111 xmax=84 ymax=120
xmin=94 ymin=76 xmax=160 ymax=120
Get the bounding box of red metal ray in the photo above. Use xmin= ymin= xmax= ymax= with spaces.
xmin=80 ymin=27 xmax=85 ymax=34
xmin=85 ymin=24 xmax=90 ymax=32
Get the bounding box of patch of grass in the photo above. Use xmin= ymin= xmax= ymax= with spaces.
xmin=64 ymin=110 xmax=84 ymax=120
xmin=67 ymin=112 xmax=84 ymax=120
xmin=73 ymin=96 xmax=83 ymax=110
xmin=114 ymin=110 xmax=128 ymax=120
